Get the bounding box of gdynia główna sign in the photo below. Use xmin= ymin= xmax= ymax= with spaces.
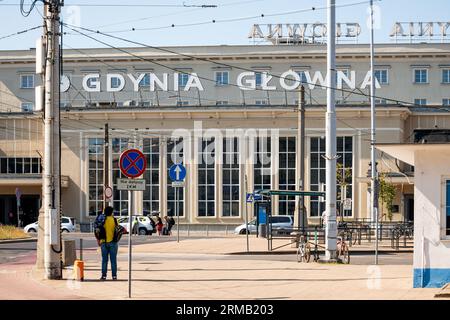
xmin=61 ymin=70 xmax=381 ymax=93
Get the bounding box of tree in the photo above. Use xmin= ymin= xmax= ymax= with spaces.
xmin=378 ymin=173 xmax=397 ymax=221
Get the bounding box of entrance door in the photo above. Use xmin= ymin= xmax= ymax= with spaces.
xmin=0 ymin=196 xmax=17 ymax=225
xmin=404 ymin=194 xmax=414 ymax=222
xmin=20 ymin=195 xmax=40 ymax=226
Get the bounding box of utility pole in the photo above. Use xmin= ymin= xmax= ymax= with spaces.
xmin=37 ymin=0 xmax=63 ymax=279
xmin=298 ymin=85 xmax=306 ymax=233
xmin=103 ymin=123 xmax=110 ymax=208
xmin=369 ymin=0 xmax=379 ymax=265
xmin=324 ymin=0 xmax=338 ymax=262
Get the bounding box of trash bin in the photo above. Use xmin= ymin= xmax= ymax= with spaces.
xmin=259 ymin=223 xmax=267 ymax=238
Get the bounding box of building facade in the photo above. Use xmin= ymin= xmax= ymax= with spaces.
xmin=0 ymin=43 xmax=449 ymax=226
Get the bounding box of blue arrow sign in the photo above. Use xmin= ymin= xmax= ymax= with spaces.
xmin=169 ymin=163 xmax=186 ymax=182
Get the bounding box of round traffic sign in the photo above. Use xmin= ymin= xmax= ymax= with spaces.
xmin=169 ymin=163 xmax=186 ymax=182
xmin=104 ymin=186 xmax=113 ymax=199
xmin=119 ymin=149 xmax=147 ymax=178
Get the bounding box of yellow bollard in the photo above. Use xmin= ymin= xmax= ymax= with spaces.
xmin=74 ymin=260 xmax=84 ymax=281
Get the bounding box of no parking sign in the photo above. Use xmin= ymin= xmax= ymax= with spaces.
xmin=119 ymin=149 xmax=146 ymax=178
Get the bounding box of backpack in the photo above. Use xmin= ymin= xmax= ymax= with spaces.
xmin=113 ymin=220 xmax=125 ymax=242
xmin=94 ymin=214 xmax=106 ymax=240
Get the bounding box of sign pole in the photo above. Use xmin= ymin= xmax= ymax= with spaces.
xmin=118 ymin=148 xmax=147 ymax=299
xmin=128 ymin=189 xmax=132 ymax=298
xmin=176 ymin=186 xmax=180 ymax=242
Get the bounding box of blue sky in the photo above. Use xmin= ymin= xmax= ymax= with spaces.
xmin=0 ymin=0 xmax=449 ymax=50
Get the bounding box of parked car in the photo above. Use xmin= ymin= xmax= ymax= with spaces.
xmin=24 ymin=216 xmax=76 ymax=233
xmin=117 ymin=215 xmax=154 ymax=235
xmin=234 ymin=215 xmax=294 ymax=235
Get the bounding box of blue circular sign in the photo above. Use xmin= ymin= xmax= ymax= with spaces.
xmin=169 ymin=163 xmax=186 ymax=181
xmin=119 ymin=149 xmax=147 ymax=178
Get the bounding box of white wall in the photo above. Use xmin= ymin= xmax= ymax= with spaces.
xmin=413 ymin=148 xmax=450 ymax=287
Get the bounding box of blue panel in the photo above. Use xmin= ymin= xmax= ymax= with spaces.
xmin=258 ymin=207 xmax=267 ymax=224
xmin=413 ymin=268 xmax=450 ymax=288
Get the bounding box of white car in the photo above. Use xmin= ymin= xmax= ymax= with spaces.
xmin=24 ymin=216 xmax=76 ymax=233
xmin=234 ymin=216 xmax=294 ymax=235
xmin=117 ymin=216 xmax=154 ymax=235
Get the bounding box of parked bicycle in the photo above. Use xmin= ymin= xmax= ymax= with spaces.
xmin=297 ymin=234 xmax=311 ymax=263
xmin=336 ymin=232 xmax=350 ymax=264
xmin=392 ymin=222 xmax=414 ymax=240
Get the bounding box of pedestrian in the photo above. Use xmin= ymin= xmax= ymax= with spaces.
xmin=165 ymin=215 xmax=175 ymax=235
xmin=96 ymin=206 xmax=119 ymax=281
xmin=156 ymin=216 xmax=163 ymax=236
xmin=8 ymin=212 xmax=14 ymax=225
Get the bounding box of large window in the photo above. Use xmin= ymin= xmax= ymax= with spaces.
xmin=112 ymin=138 xmax=129 ymax=215
xmin=143 ymin=138 xmax=160 ymax=214
xmin=309 ymin=137 xmax=353 ymax=217
xmin=88 ymin=138 xmax=104 ymax=216
xmin=414 ymin=69 xmax=428 ymax=84
xmin=278 ymin=137 xmax=296 ymax=216
xmin=374 ymin=69 xmax=389 ymax=85
xmin=254 ymin=136 xmax=271 ymax=191
xmin=167 ymin=138 xmax=184 ymax=217
xmin=222 ymin=137 xmax=240 ymax=217
xmin=446 ymin=180 xmax=450 ymax=236
xmin=337 ymin=137 xmax=353 ymax=217
xmin=198 ymin=138 xmax=215 ymax=217
xmin=0 ymin=157 xmax=41 ymax=174
xmin=20 ymin=74 xmax=34 ymax=89
xmin=215 ymin=71 xmax=229 ymax=86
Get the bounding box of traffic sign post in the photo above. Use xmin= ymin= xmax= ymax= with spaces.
xmin=169 ymin=163 xmax=186 ymax=243
xmin=119 ymin=148 xmax=147 ymax=299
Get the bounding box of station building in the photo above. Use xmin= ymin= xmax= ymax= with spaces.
xmin=0 ymin=43 xmax=449 ymax=227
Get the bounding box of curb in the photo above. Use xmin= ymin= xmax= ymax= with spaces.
xmin=0 ymin=238 xmax=36 ymax=244
xmin=228 ymin=249 xmax=414 ymax=255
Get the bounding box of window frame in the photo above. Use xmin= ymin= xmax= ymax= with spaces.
xmin=142 ymin=138 xmax=160 ymax=214
xmin=442 ymin=99 xmax=450 ymax=107
xmin=374 ymin=69 xmax=389 ymax=85
xmin=215 ymin=71 xmax=229 ymax=86
xmin=197 ymin=137 xmax=216 ymax=217
xmin=21 ymin=102 xmax=34 ymax=112
xmin=414 ymin=98 xmax=427 ymax=106
xmin=167 ymin=138 xmax=185 ymax=217
xmin=278 ymin=136 xmax=296 ymax=216
xmin=413 ymin=68 xmax=429 ymax=84
xmin=442 ymin=69 xmax=450 ymax=84
xmin=222 ymin=137 xmax=240 ymax=217
xmin=20 ymin=74 xmax=34 ymax=89
xmin=178 ymin=73 xmax=190 ymax=88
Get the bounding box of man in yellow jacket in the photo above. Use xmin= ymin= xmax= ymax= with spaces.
xmin=99 ymin=206 xmax=118 ymax=280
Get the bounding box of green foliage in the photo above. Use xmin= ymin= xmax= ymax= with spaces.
xmin=378 ymin=173 xmax=397 ymax=221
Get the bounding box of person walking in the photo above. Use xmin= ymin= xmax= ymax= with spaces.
xmin=96 ymin=206 xmax=119 ymax=281
xmin=155 ymin=216 xmax=163 ymax=236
